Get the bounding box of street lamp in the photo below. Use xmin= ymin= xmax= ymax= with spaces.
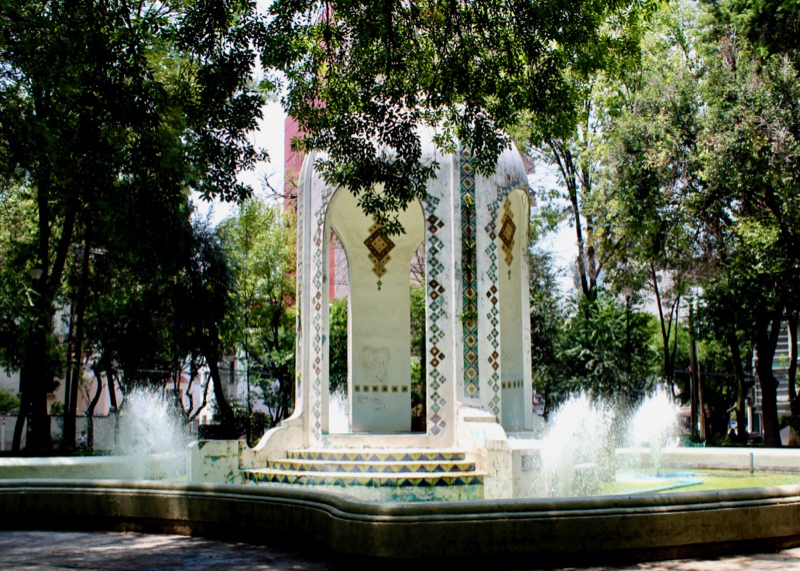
xmin=29 ymin=267 xmax=43 ymax=281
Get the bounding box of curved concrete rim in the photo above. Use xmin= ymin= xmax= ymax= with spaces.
xmin=1 ymin=479 xmax=799 ymax=566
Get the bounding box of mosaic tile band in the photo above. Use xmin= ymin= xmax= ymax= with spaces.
xmin=424 ymin=195 xmax=448 ymax=435
xmin=460 ymin=147 xmax=480 ymax=399
xmin=310 ymin=184 xmax=335 ymax=442
xmin=484 ymin=186 xmax=515 ymax=417
xmin=245 ymin=471 xmax=484 ymax=488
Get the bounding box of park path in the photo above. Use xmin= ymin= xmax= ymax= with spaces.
xmin=1 ymin=531 xmax=799 ymax=570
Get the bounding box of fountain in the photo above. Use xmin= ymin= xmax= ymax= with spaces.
xmin=517 ymin=389 xmax=712 ymax=499
xmin=113 ymin=388 xmax=190 ymax=479
xmin=169 ymin=133 xmax=800 ymax=564
xmin=1 ymin=133 xmax=800 ymax=566
xmin=327 ymin=388 xmax=350 ymax=435
xmin=0 ymin=387 xmax=188 ymax=480
xmin=524 ymin=393 xmax=618 ymax=497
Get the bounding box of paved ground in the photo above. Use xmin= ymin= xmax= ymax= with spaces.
xmin=2 ymin=531 xmax=800 ymax=570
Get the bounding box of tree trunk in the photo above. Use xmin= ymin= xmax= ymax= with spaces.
xmin=12 ymin=366 xmax=29 ymax=452
xmin=697 ymin=361 xmax=707 ymax=440
xmin=106 ymin=367 xmax=118 ymax=412
xmin=546 ymin=139 xmax=597 ymax=303
xmin=204 ymin=339 xmax=236 ymax=439
xmin=63 ymin=242 xmax=91 ymax=450
xmin=86 ymin=366 xmax=103 ymax=452
xmin=755 ymin=310 xmax=783 ymax=447
xmin=651 ymin=263 xmax=676 ymax=388
xmin=104 ymin=365 xmax=120 ymax=450
xmin=27 ymin=306 xmax=52 ymax=451
xmin=689 ymin=300 xmax=699 ymax=439
xmin=60 ymin=302 xmax=75 ymax=450
xmin=728 ymin=331 xmax=750 ymax=444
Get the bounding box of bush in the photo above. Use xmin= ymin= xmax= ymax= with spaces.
xmin=0 ymin=388 xmax=20 ymax=414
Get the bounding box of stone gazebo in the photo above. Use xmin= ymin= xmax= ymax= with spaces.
xmin=190 ymin=132 xmax=534 ymax=499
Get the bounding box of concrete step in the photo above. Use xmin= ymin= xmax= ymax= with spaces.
xmin=243 ymin=468 xmax=484 ymax=488
xmin=267 ymin=459 xmax=476 ymax=474
xmin=285 ymin=449 xmax=466 ymax=462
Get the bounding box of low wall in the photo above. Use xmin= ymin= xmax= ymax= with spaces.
xmin=617 ymin=447 xmax=800 ymax=472
xmin=0 ymin=454 xmax=185 ymax=480
xmin=0 ymin=479 xmax=799 ymax=566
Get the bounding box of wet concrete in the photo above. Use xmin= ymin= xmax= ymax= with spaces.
xmin=1 ymin=531 xmax=800 ymax=570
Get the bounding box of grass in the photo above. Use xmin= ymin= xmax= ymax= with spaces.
xmin=669 ymin=470 xmax=800 ymax=492
xmin=598 ymin=469 xmax=800 ymax=496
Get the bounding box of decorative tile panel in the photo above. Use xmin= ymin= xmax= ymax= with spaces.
xmin=499 ymin=198 xmax=516 ymax=277
xmin=460 ymin=147 xmax=480 ymax=398
xmin=296 ymin=174 xmax=304 ymax=397
xmin=287 ymin=450 xmax=467 ymax=462
xmin=424 ymin=195 xmax=447 ymax=434
xmin=364 ymin=219 xmax=395 ymax=289
xmin=483 ymin=186 xmax=514 ymax=417
xmin=309 ymin=185 xmax=335 ymax=442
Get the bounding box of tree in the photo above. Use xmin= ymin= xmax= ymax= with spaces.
xmin=178 ymin=217 xmax=241 ymax=437
xmin=329 ymin=297 xmax=348 ymax=394
xmin=556 ymin=289 xmax=655 ymax=410
xmin=701 ymin=0 xmax=800 ymax=64
xmin=410 ymin=284 xmax=426 ymax=431
xmin=528 ymin=247 xmax=565 ymax=416
xmin=698 ymin=35 xmax=800 ymax=446
xmin=0 ymin=0 xmax=267 ymax=450
xmin=595 ymin=0 xmax=703 ymax=393
xmin=219 ymin=198 xmax=296 ymax=434
xmin=0 ymin=388 xmax=19 ymax=414
xmin=696 ymin=276 xmax=756 ymax=443
xmin=263 ymin=0 xmax=651 ymax=234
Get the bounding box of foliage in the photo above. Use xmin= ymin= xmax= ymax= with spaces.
xmin=588 ymin=0 xmax=800 ymax=445
xmin=263 ymin=0 xmax=652 ymax=234
xmin=528 ymin=248 xmax=564 ymax=400
xmin=695 ymin=24 xmax=800 ymax=445
xmin=538 ymin=289 xmax=655 ymax=414
xmin=410 ymin=284 xmax=426 ymax=431
xmin=219 ymin=197 xmax=296 ymax=429
xmin=0 ymin=0 xmax=268 ymax=449
xmin=49 ymin=400 xmax=64 ymax=416
xmin=592 ymin=0 xmax=703 ymax=390
xmin=0 ymin=388 xmax=20 ymax=414
xmin=329 ymin=297 xmax=348 ymax=394
xmin=701 ymin=0 xmax=800 ymax=63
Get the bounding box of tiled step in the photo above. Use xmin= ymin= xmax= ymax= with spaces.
xmin=243 ymin=468 xmax=483 ymax=488
xmin=286 ymin=449 xmax=466 ymax=462
xmin=267 ymin=459 xmax=476 ymax=474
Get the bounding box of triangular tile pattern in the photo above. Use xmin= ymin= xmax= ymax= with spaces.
xmin=243 ymin=449 xmax=484 ymax=489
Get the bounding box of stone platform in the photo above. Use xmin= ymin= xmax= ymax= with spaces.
xmin=242 ymin=448 xmax=485 ymax=501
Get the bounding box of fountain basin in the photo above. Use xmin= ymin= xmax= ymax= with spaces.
xmin=0 ymin=479 xmax=799 ymax=566
xmin=0 ymin=454 xmax=185 ymax=480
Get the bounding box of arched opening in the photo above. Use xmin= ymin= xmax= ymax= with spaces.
xmin=327 ymin=228 xmax=350 ymax=433
xmin=498 ymin=189 xmax=529 ymax=430
xmin=324 ymin=187 xmax=425 ymax=433
xmin=410 ymin=243 xmax=426 ymax=432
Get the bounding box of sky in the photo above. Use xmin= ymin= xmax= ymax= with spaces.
xmin=192 ymin=99 xmax=286 ymax=225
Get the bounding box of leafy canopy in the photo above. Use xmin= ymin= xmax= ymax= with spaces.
xmin=263 ymin=0 xmax=653 ymax=234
